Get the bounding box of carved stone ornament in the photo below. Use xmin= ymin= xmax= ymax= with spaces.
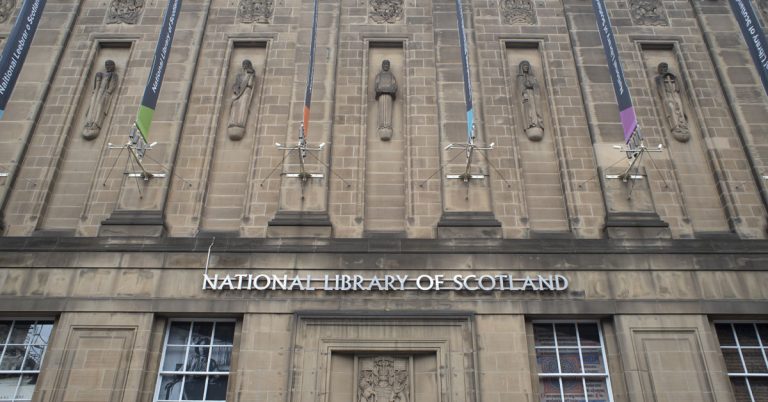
xmin=359 ymin=356 xmax=409 ymax=402
xmin=655 ymin=62 xmax=690 ymax=143
xmin=106 ymin=0 xmax=144 ymax=25
xmin=238 ymin=0 xmax=273 ymax=24
xmin=629 ymin=0 xmax=667 ymax=26
xmin=500 ymin=0 xmax=536 ymax=25
xmin=517 ymin=60 xmax=544 ymax=141
xmin=369 ymin=0 xmax=404 ymax=24
xmin=374 ymin=60 xmax=398 ymax=141
xmin=0 ymin=0 xmax=15 ymax=24
xmin=228 ymin=59 xmax=257 ymax=140
xmin=82 ymin=60 xmax=119 ymax=140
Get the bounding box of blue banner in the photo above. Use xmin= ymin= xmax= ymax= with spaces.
xmin=302 ymin=0 xmax=318 ymax=142
xmin=729 ymin=0 xmax=768 ymax=97
xmin=0 ymin=0 xmax=46 ymax=120
xmin=455 ymin=0 xmax=474 ymax=144
xmin=135 ymin=0 xmax=181 ymax=141
xmin=592 ymin=0 xmax=639 ymax=145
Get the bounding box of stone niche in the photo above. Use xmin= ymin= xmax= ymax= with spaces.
xmin=290 ymin=315 xmax=477 ymax=402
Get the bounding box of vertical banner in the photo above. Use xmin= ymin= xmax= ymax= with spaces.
xmin=592 ymin=0 xmax=640 ymax=146
xmin=301 ymin=0 xmax=319 ymax=143
xmin=455 ymin=0 xmax=475 ymax=144
xmin=729 ymin=0 xmax=768 ymax=97
xmin=134 ymin=0 xmax=182 ymax=143
xmin=0 ymin=0 xmax=47 ymax=120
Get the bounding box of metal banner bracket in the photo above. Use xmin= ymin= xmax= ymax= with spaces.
xmin=275 ymin=136 xmax=326 ymax=182
xmin=444 ymin=139 xmax=495 ymax=182
xmin=605 ymin=141 xmax=663 ymax=182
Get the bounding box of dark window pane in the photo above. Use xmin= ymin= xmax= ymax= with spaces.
xmin=757 ymin=324 xmax=768 ymax=346
xmin=742 ymin=349 xmax=768 ymax=373
xmin=186 ymin=345 xmax=210 ymax=372
xmin=158 ymin=375 xmax=183 ymax=401
xmin=534 ymin=324 xmax=555 ymax=347
xmin=162 ymin=346 xmax=187 ymax=372
xmin=722 ymin=349 xmax=745 ymax=373
xmin=0 ymin=374 xmax=20 ymax=400
xmin=539 ymin=378 xmax=561 ymax=402
xmin=581 ymin=350 xmax=606 ymax=374
xmin=0 ymin=323 xmax=11 ymax=344
xmin=14 ymin=374 xmax=37 ymax=400
xmin=23 ymin=345 xmax=44 ymax=371
xmin=205 ymin=375 xmax=229 ymax=400
xmin=536 ymin=349 xmax=559 ymax=373
xmin=751 ymin=377 xmax=768 ymax=402
xmin=561 ymin=378 xmax=585 ymax=402
xmin=584 ymin=379 xmax=609 ymax=402
xmin=213 ymin=323 xmax=235 ymax=346
xmin=0 ymin=346 xmax=26 ymax=370
xmin=168 ymin=322 xmax=191 ymax=345
xmin=715 ymin=324 xmax=736 ymax=346
xmin=730 ymin=378 xmax=752 ymax=402
xmin=559 ymin=349 xmax=582 ymax=374
xmin=735 ymin=324 xmax=760 ymax=347
xmin=555 ymin=324 xmax=578 ymax=346
xmin=191 ymin=323 xmax=214 ymax=346
xmin=577 ymin=324 xmax=600 ymax=347
xmin=183 ymin=375 xmax=206 ymax=400
xmin=209 ymin=347 xmax=232 ymax=372
xmin=29 ymin=323 xmax=52 ymax=346
xmin=8 ymin=322 xmax=34 ymax=344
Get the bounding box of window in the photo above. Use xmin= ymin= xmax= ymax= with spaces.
xmin=715 ymin=322 xmax=768 ymax=402
xmin=154 ymin=320 xmax=235 ymax=402
xmin=532 ymin=322 xmax=613 ymax=402
xmin=0 ymin=320 xmax=54 ymax=402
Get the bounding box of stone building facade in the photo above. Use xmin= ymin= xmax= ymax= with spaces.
xmin=0 ymin=0 xmax=767 ymax=401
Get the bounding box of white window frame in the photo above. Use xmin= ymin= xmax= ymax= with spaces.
xmin=153 ymin=318 xmax=237 ymax=402
xmin=713 ymin=321 xmax=768 ymax=402
xmin=531 ymin=320 xmax=615 ymax=402
xmin=0 ymin=318 xmax=55 ymax=402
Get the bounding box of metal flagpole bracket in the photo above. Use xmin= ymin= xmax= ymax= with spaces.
xmin=605 ymin=140 xmax=663 ymax=182
xmin=107 ymin=124 xmax=166 ymax=180
xmin=276 ymin=124 xmax=325 ymax=182
xmin=445 ymin=125 xmax=495 ymax=182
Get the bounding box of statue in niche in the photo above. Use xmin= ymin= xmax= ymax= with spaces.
xmin=517 ymin=60 xmax=544 ymax=141
xmin=369 ymin=0 xmax=404 ymax=24
xmin=238 ymin=0 xmax=273 ymax=24
xmin=374 ymin=60 xmax=398 ymax=141
xmin=106 ymin=0 xmax=144 ymax=25
xmin=655 ymin=62 xmax=690 ymax=142
xmin=82 ymin=60 xmax=119 ymax=140
xmin=227 ymin=59 xmax=257 ymax=140
xmin=500 ymin=0 xmax=536 ymax=25
xmin=0 ymin=0 xmax=15 ymax=24
xmin=629 ymin=0 xmax=667 ymax=26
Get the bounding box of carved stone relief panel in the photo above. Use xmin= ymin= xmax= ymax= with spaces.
xmin=238 ymin=0 xmax=273 ymax=24
xmin=500 ymin=0 xmax=536 ymax=25
xmin=629 ymin=0 xmax=667 ymax=26
xmin=106 ymin=0 xmax=144 ymax=25
xmin=369 ymin=0 xmax=404 ymax=24
xmin=358 ymin=356 xmax=409 ymax=402
xmin=0 ymin=0 xmax=14 ymax=24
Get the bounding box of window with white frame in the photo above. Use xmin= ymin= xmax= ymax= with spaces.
xmin=0 ymin=320 xmax=54 ymax=402
xmin=715 ymin=322 xmax=768 ymax=402
xmin=533 ymin=322 xmax=613 ymax=402
xmin=154 ymin=320 xmax=235 ymax=402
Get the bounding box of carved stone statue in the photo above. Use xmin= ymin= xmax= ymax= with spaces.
xmin=359 ymin=370 xmax=376 ymax=402
xmin=390 ymin=370 xmax=408 ymax=402
xmin=106 ymin=0 xmax=144 ymax=25
xmin=629 ymin=0 xmax=667 ymax=26
xmin=369 ymin=0 xmax=404 ymax=24
xmin=0 ymin=0 xmax=15 ymax=24
xmin=82 ymin=60 xmax=119 ymax=140
xmin=238 ymin=0 xmax=273 ymax=24
xmin=655 ymin=62 xmax=690 ymax=142
xmin=500 ymin=0 xmax=536 ymax=25
xmin=374 ymin=60 xmax=398 ymax=141
xmin=517 ymin=61 xmax=544 ymax=141
xmin=227 ymin=60 xmax=257 ymax=140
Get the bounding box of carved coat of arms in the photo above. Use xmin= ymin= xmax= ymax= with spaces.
xmin=106 ymin=0 xmax=144 ymax=25
xmin=369 ymin=0 xmax=404 ymax=24
xmin=359 ymin=357 xmax=409 ymax=402
xmin=629 ymin=0 xmax=667 ymax=26
xmin=0 ymin=0 xmax=16 ymax=24
xmin=238 ymin=0 xmax=273 ymax=24
xmin=500 ymin=0 xmax=536 ymax=25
